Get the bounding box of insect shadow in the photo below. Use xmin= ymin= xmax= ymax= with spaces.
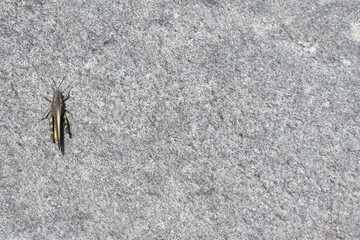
xmin=41 ymin=79 xmax=72 ymax=155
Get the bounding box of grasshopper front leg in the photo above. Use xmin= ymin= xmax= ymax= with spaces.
xmin=43 ymin=97 xmax=52 ymax=102
xmin=63 ymin=87 xmax=72 ymax=101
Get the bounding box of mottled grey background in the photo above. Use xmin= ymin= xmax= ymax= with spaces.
xmin=1 ymin=0 xmax=359 ymax=239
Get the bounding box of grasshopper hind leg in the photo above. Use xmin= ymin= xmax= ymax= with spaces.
xmin=49 ymin=116 xmax=55 ymax=143
xmin=64 ymin=114 xmax=72 ymax=138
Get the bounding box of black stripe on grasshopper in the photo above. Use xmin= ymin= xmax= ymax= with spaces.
xmin=42 ymin=79 xmax=72 ymax=154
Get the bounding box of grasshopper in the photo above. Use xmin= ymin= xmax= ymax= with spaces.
xmin=42 ymin=79 xmax=72 ymax=154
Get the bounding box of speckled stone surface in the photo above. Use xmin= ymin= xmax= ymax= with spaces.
xmin=1 ymin=0 xmax=359 ymax=239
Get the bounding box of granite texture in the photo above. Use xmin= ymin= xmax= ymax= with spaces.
xmin=0 ymin=0 xmax=359 ymax=239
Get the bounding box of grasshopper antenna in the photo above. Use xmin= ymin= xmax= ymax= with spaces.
xmin=51 ymin=78 xmax=57 ymax=90
xmin=59 ymin=77 xmax=65 ymax=87
xmin=62 ymin=84 xmax=72 ymax=93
